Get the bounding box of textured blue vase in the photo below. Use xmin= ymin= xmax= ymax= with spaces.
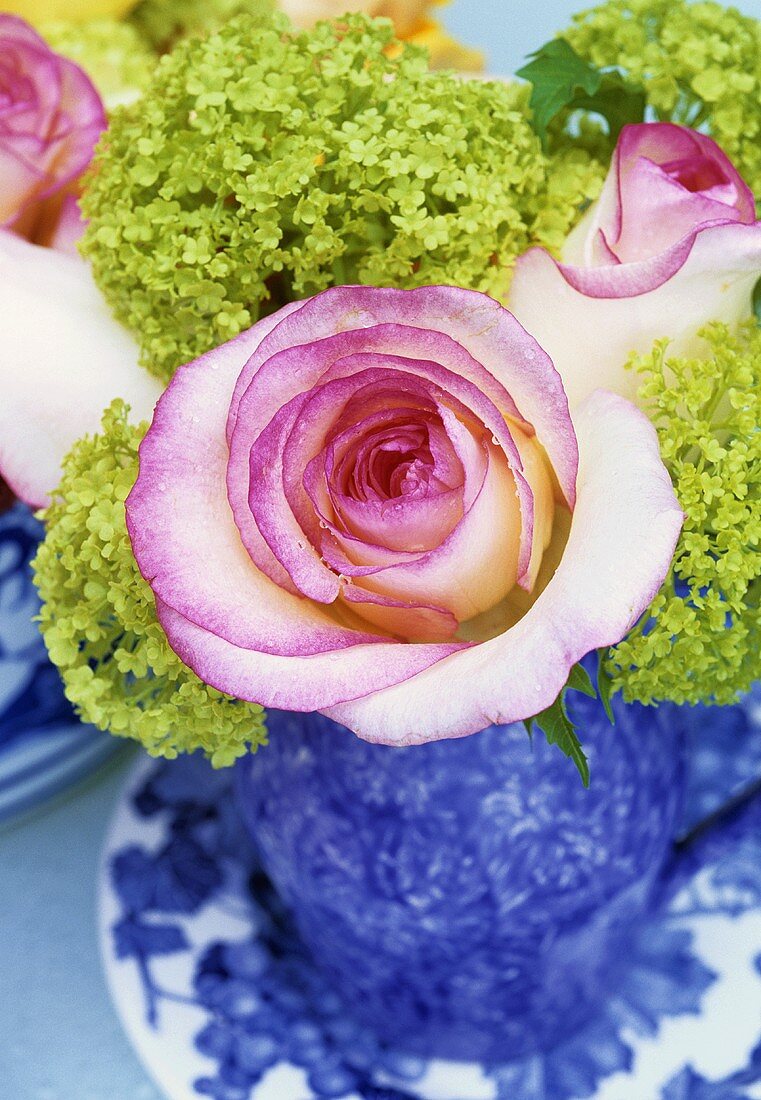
xmin=236 ymin=691 xmax=686 ymax=1063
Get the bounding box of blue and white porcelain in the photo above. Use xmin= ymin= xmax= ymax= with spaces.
xmin=238 ymin=693 xmax=686 ymax=1063
xmin=100 ymin=687 xmax=761 ymax=1100
xmin=0 ymin=501 xmax=119 ymax=825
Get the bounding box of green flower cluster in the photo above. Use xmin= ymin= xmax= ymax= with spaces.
xmin=40 ymin=19 xmax=155 ymax=110
xmin=563 ymin=0 xmax=761 ymax=195
xmin=81 ymin=12 xmax=562 ymax=383
xmin=33 ymin=402 xmax=267 ymax=766
xmin=130 ymin=0 xmax=273 ymax=52
xmin=606 ymin=323 xmax=761 ymax=706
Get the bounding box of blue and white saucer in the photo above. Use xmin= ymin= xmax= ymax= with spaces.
xmin=99 ymin=705 xmax=761 ymax=1100
xmin=0 ymin=502 xmax=120 ymax=826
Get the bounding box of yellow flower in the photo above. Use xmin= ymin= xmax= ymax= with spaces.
xmin=405 ymin=15 xmax=484 ymax=72
xmin=278 ymin=0 xmax=483 ymax=70
xmin=3 ymin=0 xmax=136 ymax=24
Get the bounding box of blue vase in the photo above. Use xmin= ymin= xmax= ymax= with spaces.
xmin=0 ymin=502 xmax=72 ymax=739
xmin=0 ymin=501 xmax=119 ymax=824
xmin=236 ymin=690 xmax=687 ymax=1063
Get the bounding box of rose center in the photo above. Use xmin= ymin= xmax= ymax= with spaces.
xmin=661 ymin=154 xmax=731 ymax=196
xmin=0 ymin=59 xmax=35 ymax=117
xmin=361 ymin=433 xmax=435 ymax=502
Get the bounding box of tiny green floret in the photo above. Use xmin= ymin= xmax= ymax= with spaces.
xmin=33 ymin=402 xmax=267 ymax=766
xmin=562 ymin=0 xmax=761 ymax=196
xmin=81 ymin=12 xmax=554 ymax=383
xmin=605 ymin=323 xmax=761 ymax=706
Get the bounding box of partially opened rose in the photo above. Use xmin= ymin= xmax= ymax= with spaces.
xmin=0 ymin=15 xmax=105 ymax=240
xmin=126 ymin=285 xmax=682 ymax=745
xmin=509 ymin=122 xmax=761 ymax=407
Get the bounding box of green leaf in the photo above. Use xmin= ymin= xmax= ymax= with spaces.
xmin=572 ymin=79 xmax=647 ymax=143
xmin=753 ymin=276 xmax=761 ymax=326
xmin=516 ymin=39 xmax=601 ymax=141
xmin=597 ymin=651 xmax=616 ymax=725
xmin=528 ymin=696 xmax=590 ymax=788
xmin=516 ymin=37 xmax=646 ymax=145
xmin=566 ymin=662 xmax=597 ymax=699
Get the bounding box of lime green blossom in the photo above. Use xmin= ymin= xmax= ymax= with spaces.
xmin=40 ymin=19 xmax=156 ymax=109
xmin=81 ymin=12 xmax=565 ymax=383
xmin=130 ymin=0 xmax=273 ymax=52
xmin=562 ymin=0 xmax=761 ymax=196
xmin=605 ymin=323 xmax=761 ymax=706
xmin=33 ymin=402 xmax=267 ymax=766
xmin=530 ymin=144 xmax=605 ymax=254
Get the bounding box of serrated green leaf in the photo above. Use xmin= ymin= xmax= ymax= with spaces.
xmin=517 ymin=37 xmax=645 ymax=145
xmin=516 ymin=39 xmax=601 ymax=141
xmin=532 ymin=696 xmax=590 ymax=788
xmin=573 ymin=76 xmax=647 ymax=143
xmin=566 ymin=662 xmax=597 ymax=699
xmin=597 ymin=651 xmax=616 ymax=725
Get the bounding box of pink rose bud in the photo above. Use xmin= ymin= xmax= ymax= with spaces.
xmin=509 ymin=123 xmax=761 ymax=407
xmin=0 ymin=15 xmax=105 ymax=242
xmin=125 ymin=286 xmax=682 ymax=746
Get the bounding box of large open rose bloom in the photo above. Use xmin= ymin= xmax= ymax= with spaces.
xmin=509 ymin=123 xmax=761 ymax=407
xmin=0 ymin=15 xmax=105 ymax=241
xmin=127 ymin=285 xmax=682 ymax=745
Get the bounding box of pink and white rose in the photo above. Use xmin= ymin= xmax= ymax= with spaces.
xmin=509 ymin=122 xmax=761 ymax=407
xmin=0 ymin=15 xmax=105 ymax=242
xmin=126 ymin=285 xmax=682 ymax=745
xmin=0 ymin=22 xmax=159 ymax=507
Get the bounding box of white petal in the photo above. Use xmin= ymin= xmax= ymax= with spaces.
xmin=509 ymin=222 xmax=761 ymax=408
xmin=0 ymin=230 xmax=162 ymax=505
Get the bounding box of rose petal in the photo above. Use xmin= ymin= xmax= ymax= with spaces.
xmin=239 ymin=346 xmax=535 ymax=596
xmin=319 ymin=440 xmax=523 ymax=625
xmin=155 ymin=597 xmax=467 ymax=710
xmin=339 ymin=583 xmax=459 ymax=643
xmin=226 ymin=285 xmax=577 ymax=509
xmin=509 ymin=221 xmax=761 ymax=407
xmin=323 ymin=389 xmax=683 ymax=744
xmin=0 ymin=230 xmax=162 ymax=506
xmin=127 ymin=331 xmax=468 ymax=704
xmin=564 ymin=123 xmax=756 ymax=267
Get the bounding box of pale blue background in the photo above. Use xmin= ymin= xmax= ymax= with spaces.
xmin=1 ymin=1 xmax=760 ymax=1097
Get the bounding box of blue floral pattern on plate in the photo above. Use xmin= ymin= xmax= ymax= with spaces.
xmin=99 ymin=693 xmax=761 ymax=1100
